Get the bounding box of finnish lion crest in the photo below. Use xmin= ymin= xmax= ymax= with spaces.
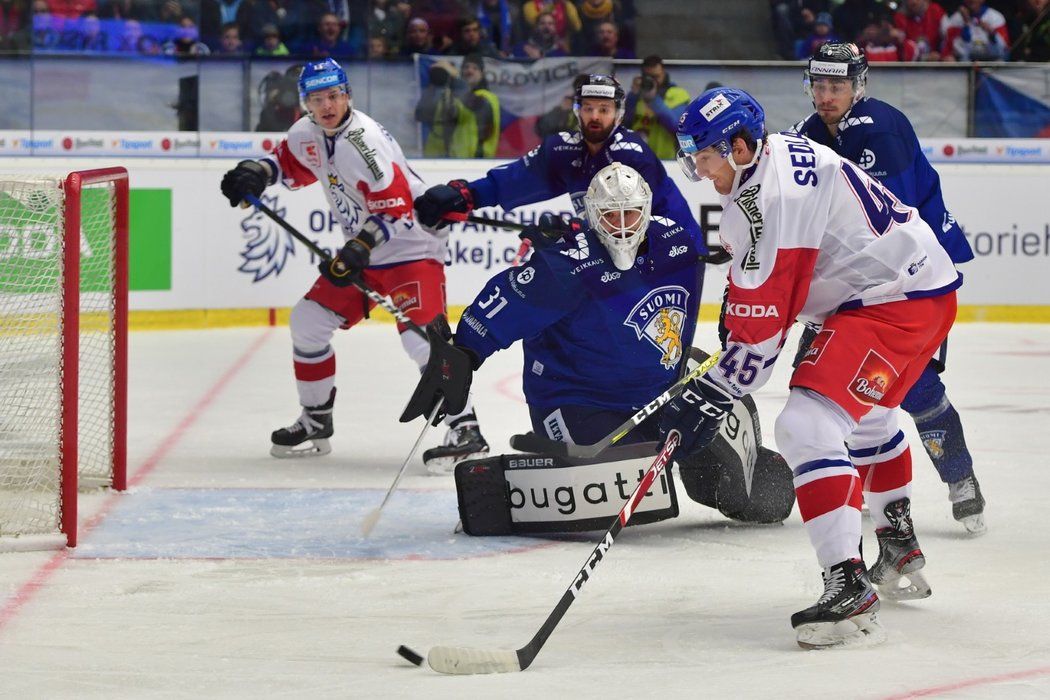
xmin=624 ymin=285 xmax=689 ymax=369
xmin=238 ymin=194 xmax=296 ymax=282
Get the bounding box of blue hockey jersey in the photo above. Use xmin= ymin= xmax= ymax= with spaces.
xmin=791 ymin=97 xmax=973 ymax=264
xmin=456 ymin=215 xmax=705 ymax=411
xmin=468 ymin=126 xmax=709 ymax=254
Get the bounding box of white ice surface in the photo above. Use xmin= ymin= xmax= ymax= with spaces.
xmin=1 ymin=321 xmax=1049 ymax=699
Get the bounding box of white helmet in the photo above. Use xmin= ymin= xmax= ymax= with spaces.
xmin=585 ymin=162 xmax=652 ymax=271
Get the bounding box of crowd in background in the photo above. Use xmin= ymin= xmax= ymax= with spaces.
xmin=772 ymin=0 xmax=1050 ymax=62
xmin=0 ymin=0 xmax=639 ymax=59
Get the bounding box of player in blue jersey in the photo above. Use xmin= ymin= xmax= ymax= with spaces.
xmin=790 ymin=42 xmax=985 ymax=534
xmin=404 ymin=162 xmax=794 ymax=524
xmin=413 ymin=73 xmax=708 ymax=258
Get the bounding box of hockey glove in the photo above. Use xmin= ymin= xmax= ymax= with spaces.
xmin=221 ymin=160 xmax=270 ymax=208
xmin=659 ymin=375 xmax=734 ymax=456
xmin=400 ymin=315 xmax=477 ymax=425
xmin=414 ymin=179 xmax=474 ymax=228
xmin=318 ymin=215 xmax=393 ymax=286
xmin=519 ymin=213 xmax=585 ymax=250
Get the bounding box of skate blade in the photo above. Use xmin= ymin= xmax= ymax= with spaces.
xmin=270 ymin=438 xmax=332 ymax=459
xmin=795 ymin=612 xmax=886 ymax=650
xmin=424 ymin=448 xmax=490 ymax=475
xmin=958 ymin=513 xmax=987 ymax=536
xmin=874 ymin=568 xmax=932 ymax=601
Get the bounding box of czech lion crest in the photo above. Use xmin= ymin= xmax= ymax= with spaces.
xmin=238 ymin=193 xmax=295 ymax=282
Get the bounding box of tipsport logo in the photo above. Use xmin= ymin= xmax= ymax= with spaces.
xmin=238 ymin=193 xmax=296 ymax=282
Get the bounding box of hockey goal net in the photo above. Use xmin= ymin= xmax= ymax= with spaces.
xmin=0 ymin=168 xmax=128 ymax=550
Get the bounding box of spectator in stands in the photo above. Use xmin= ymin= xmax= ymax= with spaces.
xmin=577 ymin=0 xmax=614 ymax=51
xmin=78 ymin=11 xmax=105 ymax=50
xmin=895 ymin=0 xmax=950 ymax=59
xmin=623 ymin=55 xmax=690 ymax=160
xmin=513 ymin=10 xmax=567 ymax=57
xmin=521 ymin=0 xmax=581 ymax=53
xmin=165 ymin=15 xmax=211 ymax=55
xmin=1012 ymin=0 xmax=1050 ymax=60
xmin=832 ymin=0 xmax=886 ymax=42
xmin=770 ymin=0 xmax=831 ymax=59
xmin=534 ymin=72 xmax=587 ymax=138
xmin=413 ymin=0 xmax=470 ymax=48
xmin=446 ymin=16 xmax=499 ymax=56
xmin=589 ymin=19 xmax=634 ymax=57
xmin=368 ymin=0 xmax=407 ymax=54
xmin=0 ymin=0 xmax=30 ymax=52
xmin=255 ymin=64 xmax=302 ymax=131
xmin=254 ymin=21 xmax=289 ymax=55
xmin=944 ymin=0 xmax=1010 ymax=59
xmin=158 ymin=0 xmax=187 ymax=24
xmin=369 ymin=34 xmax=390 ymax=58
xmin=474 ymin=0 xmax=519 ymax=56
xmin=301 ymin=10 xmax=361 ymax=58
xmin=860 ymin=15 xmax=920 ymax=59
xmin=400 ymin=16 xmax=443 ymax=55
xmin=216 ymin=21 xmax=245 ymax=53
xmin=796 ymin=11 xmax=839 ymax=56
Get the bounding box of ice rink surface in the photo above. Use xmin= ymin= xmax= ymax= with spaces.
xmin=1 ymin=321 xmax=1049 ymax=699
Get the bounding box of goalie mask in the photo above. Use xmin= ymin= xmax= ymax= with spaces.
xmin=804 ymin=42 xmax=869 ymax=104
xmin=585 ymin=162 xmax=652 ymax=271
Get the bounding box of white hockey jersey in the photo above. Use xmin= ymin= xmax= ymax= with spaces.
xmin=710 ymin=132 xmax=961 ymax=398
xmin=262 ymin=110 xmax=446 ymax=267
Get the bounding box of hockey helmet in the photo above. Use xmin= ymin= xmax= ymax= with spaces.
xmin=675 ymin=87 xmax=765 ymax=181
xmin=298 ymin=58 xmax=352 ymax=113
xmin=573 ymin=74 xmax=626 ymax=128
xmin=585 ymin=162 xmax=652 ymax=271
xmin=804 ymin=42 xmax=868 ymax=102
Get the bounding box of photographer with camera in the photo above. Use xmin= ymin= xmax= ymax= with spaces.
xmin=255 ymin=65 xmax=303 ymax=132
xmin=623 ymin=55 xmax=691 ymax=160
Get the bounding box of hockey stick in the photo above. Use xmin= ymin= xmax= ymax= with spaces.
xmin=360 ymin=397 xmax=444 ymax=538
xmin=426 ymin=426 xmax=686 ymax=675
xmin=242 ymin=194 xmax=427 ymax=340
xmin=513 ymin=350 xmax=721 ymax=460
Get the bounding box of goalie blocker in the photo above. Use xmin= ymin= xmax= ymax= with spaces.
xmin=456 ymin=391 xmax=795 ymax=536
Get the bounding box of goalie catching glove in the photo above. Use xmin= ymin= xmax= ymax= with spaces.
xmin=400 ymin=315 xmax=477 ymax=425
xmin=659 ymin=374 xmax=734 ymax=455
xmin=414 ymin=179 xmax=474 ymax=228
xmin=220 ymin=160 xmax=270 ymax=208
xmin=318 ymin=214 xmax=394 ymax=286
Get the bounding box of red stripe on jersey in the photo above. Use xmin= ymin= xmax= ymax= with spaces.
xmin=860 ymin=448 xmax=912 ymax=493
xmin=796 ymin=473 xmax=862 ymax=522
xmin=725 ymin=247 xmax=818 ymax=345
xmin=294 ymin=355 xmax=335 ymax=382
xmin=273 ymin=139 xmax=318 ymax=189
xmin=357 ymin=162 xmax=414 ymax=219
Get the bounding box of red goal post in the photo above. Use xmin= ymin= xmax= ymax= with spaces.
xmin=0 ymin=167 xmax=128 ymax=550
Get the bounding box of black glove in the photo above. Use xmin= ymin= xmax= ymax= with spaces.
xmin=414 ymin=179 xmax=474 ymax=228
xmin=519 ymin=212 xmax=585 ymax=250
xmin=659 ymin=375 xmax=734 ymax=456
xmin=220 ymin=160 xmax=269 ymax=208
xmin=400 ymin=316 xmax=478 ymax=425
xmin=318 ymin=214 xmax=393 ymax=286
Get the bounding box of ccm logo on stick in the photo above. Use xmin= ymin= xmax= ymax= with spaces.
xmin=726 ymin=303 xmax=779 ymax=318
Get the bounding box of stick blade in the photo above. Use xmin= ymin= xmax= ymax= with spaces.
xmin=427 ymin=646 xmax=522 ymax=675
xmin=360 ymin=508 xmax=381 ymax=538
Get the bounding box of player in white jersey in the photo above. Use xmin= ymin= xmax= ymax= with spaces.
xmin=220 ymin=58 xmax=488 ymax=470
xmin=666 ymin=87 xmax=961 ymax=649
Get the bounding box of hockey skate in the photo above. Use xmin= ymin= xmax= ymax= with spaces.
xmin=791 ymin=558 xmax=885 ymax=650
xmin=270 ymin=389 xmax=335 ymax=458
xmin=869 ymin=497 xmax=932 ymax=601
xmin=422 ymin=414 xmax=489 ymax=474
xmin=948 ymin=474 xmax=987 ymax=536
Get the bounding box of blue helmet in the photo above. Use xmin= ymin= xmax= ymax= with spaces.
xmin=675 ymin=88 xmax=765 ymax=181
xmin=298 ymin=58 xmax=351 ymax=111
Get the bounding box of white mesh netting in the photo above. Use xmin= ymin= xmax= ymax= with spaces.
xmin=0 ymin=175 xmax=118 ymax=544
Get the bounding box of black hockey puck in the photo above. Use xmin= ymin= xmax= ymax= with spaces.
xmin=397 ymin=644 xmax=424 ymax=667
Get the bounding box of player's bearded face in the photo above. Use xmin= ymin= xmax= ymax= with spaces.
xmin=306 ymin=87 xmax=351 ymax=129
xmin=577 ymin=98 xmax=618 ymax=143
xmin=811 ymin=78 xmax=854 ymax=125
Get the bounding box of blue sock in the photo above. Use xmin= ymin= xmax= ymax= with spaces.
xmin=910 ymin=397 xmax=974 ymax=484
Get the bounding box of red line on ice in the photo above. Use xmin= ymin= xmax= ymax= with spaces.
xmin=881 ymin=665 xmax=1050 ymax=698
xmin=0 ymin=329 xmax=274 ymax=634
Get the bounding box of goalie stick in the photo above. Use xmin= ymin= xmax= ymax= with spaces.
xmin=242 ymin=194 xmax=427 ymax=340
xmin=511 ymin=350 xmax=722 ymax=460
xmin=423 ymin=351 xmax=720 ymax=675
